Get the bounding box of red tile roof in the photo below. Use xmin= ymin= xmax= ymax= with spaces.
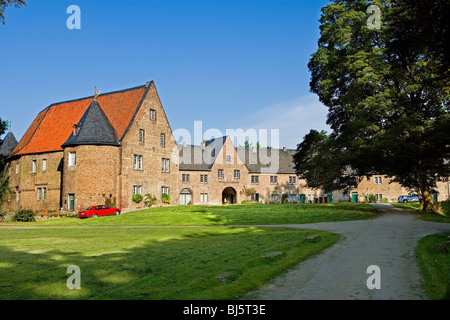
xmin=10 ymin=84 xmax=148 ymax=157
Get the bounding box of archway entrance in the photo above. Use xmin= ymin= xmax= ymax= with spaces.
xmin=179 ymin=188 xmax=192 ymax=205
xmin=222 ymin=187 xmax=237 ymax=204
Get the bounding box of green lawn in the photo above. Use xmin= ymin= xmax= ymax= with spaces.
xmin=0 ymin=226 xmax=338 ymax=300
xmin=2 ymin=203 xmax=379 ymax=227
xmin=416 ymin=232 xmax=450 ymax=300
xmin=392 ymin=200 xmax=450 ymax=223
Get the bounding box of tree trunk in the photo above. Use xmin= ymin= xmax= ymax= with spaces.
xmin=416 ymin=172 xmax=434 ymax=212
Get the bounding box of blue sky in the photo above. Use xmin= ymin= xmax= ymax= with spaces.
xmin=0 ymin=0 xmax=330 ymax=149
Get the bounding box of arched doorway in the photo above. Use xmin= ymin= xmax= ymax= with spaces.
xmin=222 ymin=187 xmax=237 ymax=204
xmin=179 ymin=188 xmax=192 ymax=205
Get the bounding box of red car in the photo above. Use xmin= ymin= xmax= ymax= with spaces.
xmin=78 ymin=205 xmax=121 ymax=218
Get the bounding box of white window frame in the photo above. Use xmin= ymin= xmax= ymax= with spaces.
xmin=68 ymin=152 xmax=76 ymax=167
xmin=161 ymin=186 xmax=170 ymax=196
xmin=289 ymin=176 xmax=296 ymax=184
xmin=31 ymin=159 xmax=37 ymax=173
xmin=218 ymin=169 xmax=224 ymax=179
xmin=160 ymin=133 xmax=165 ymax=147
xmin=270 ymin=176 xmax=278 ymax=185
xmin=200 ymin=193 xmax=208 ymax=203
xmin=37 ymin=187 xmax=47 ymax=200
xmin=139 ymin=129 xmax=145 ymax=143
xmin=226 ymin=155 xmax=232 ymax=163
xmin=234 ymin=170 xmax=240 ymax=179
xmin=251 ymin=175 xmax=259 ymax=184
xmin=162 ymin=158 xmax=170 ymax=173
xmin=42 ymin=159 xmax=47 ymax=172
xmin=133 ymin=185 xmax=142 ymax=196
xmin=133 ymin=154 xmax=143 ymax=170
xmin=200 ymin=174 xmax=208 ymax=183
xmin=150 ymin=109 xmax=156 ymax=120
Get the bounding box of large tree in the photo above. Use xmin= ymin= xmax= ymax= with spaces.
xmin=0 ymin=0 xmax=26 ymax=24
xmin=0 ymin=117 xmax=10 ymax=204
xmin=297 ymin=0 xmax=449 ymax=212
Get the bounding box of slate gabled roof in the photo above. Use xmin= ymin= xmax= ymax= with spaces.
xmin=178 ymin=136 xmax=296 ymax=174
xmin=0 ymin=131 xmax=18 ymax=157
xmin=178 ymin=136 xmax=227 ymax=171
xmin=62 ymin=99 xmax=120 ymax=147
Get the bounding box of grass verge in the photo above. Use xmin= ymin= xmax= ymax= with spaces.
xmin=392 ymin=201 xmax=450 ymax=223
xmin=1 ymin=203 xmax=379 ymax=227
xmin=416 ymin=232 xmax=450 ymax=300
xmin=0 ymin=226 xmax=339 ymax=300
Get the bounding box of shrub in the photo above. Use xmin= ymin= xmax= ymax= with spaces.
xmin=162 ymin=193 xmax=171 ymax=204
xmin=105 ymin=197 xmax=117 ymax=208
xmin=15 ymin=209 xmax=35 ymax=222
xmin=144 ymin=193 xmax=157 ymax=207
xmin=5 ymin=212 xmax=16 ymax=223
xmin=132 ymin=194 xmax=143 ymax=203
xmin=368 ymin=194 xmax=377 ymax=203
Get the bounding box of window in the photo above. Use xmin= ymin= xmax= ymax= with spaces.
xmin=289 ymin=194 xmax=298 ymax=202
xmin=37 ymin=187 xmax=46 ymax=200
xmin=271 ymin=193 xmax=279 ymax=202
xmin=200 ymin=174 xmax=208 ymax=183
xmin=31 ymin=159 xmax=37 ymax=173
xmin=162 ymin=158 xmax=170 ymax=172
xmin=374 ymin=176 xmax=382 ymax=184
xmin=150 ymin=109 xmax=156 ymax=120
xmin=139 ymin=129 xmax=145 ymax=143
xmin=251 ymin=175 xmax=259 ymax=184
xmin=161 ymin=186 xmax=170 ymax=196
xmin=182 ymin=174 xmax=190 ymax=183
xmin=160 ymin=133 xmax=165 ymax=147
xmin=234 ymin=170 xmax=240 ymax=179
xmin=133 ymin=185 xmax=142 ymax=195
xmin=376 ymin=194 xmax=383 ymax=201
xmin=251 ymin=193 xmax=260 ymax=202
xmin=226 ymin=155 xmax=232 ymax=163
xmin=133 ymin=154 xmax=143 ymax=170
xmin=68 ymin=152 xmax=76 ymax=167
xmin=270 ymin=176 xmax=278 ymax=184
xmin=42 ymin=159 xmax=47 ymax=172
xmin=289 ymin=176 xmax=297 ymax=184
xmin=200 ymin=193 xmax=208 ymax=203
xmin=218 ymin=169 xmax=224 ymax=179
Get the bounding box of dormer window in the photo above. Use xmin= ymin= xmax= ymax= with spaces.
xmin=73 ymin=124 xmax=80 ymax=135
xmin=226 ymin=155 xmax=232 ymax=163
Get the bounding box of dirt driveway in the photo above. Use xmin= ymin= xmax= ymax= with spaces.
xmin=244 ymin=204 xmax=450 ymax=300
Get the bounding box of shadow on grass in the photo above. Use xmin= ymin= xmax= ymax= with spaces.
xmin=0 ymin=227 xmax=338 ymax=300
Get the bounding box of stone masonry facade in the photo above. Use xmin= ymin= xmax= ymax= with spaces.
xmin=1 ymin=81 xmax=449 ymax=213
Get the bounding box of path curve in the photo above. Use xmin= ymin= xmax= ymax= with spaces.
xmin=244 ymin=204 xmax=450 ymax=300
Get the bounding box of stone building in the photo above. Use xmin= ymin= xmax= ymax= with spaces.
xmin=0 ymin=81 xmax=448 ymax=213
xmin=1 ymin=82 xmax=179 ymax=213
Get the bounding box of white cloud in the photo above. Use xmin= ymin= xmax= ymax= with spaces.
xmin=239 ymin=94 xmax=331 ymax=149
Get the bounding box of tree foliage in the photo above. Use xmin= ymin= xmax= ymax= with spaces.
xmin=0 ymin=0 xmax=26 ymax=24
xmin=296 ymin=0 xmax=450 ymax=212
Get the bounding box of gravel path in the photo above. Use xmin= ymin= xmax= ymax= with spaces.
xmin=244 ymin=204 xmax=450 ymax=300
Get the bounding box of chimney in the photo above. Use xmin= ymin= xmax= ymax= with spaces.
xmin=73 ymin=124 xmax=79 ymax=135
